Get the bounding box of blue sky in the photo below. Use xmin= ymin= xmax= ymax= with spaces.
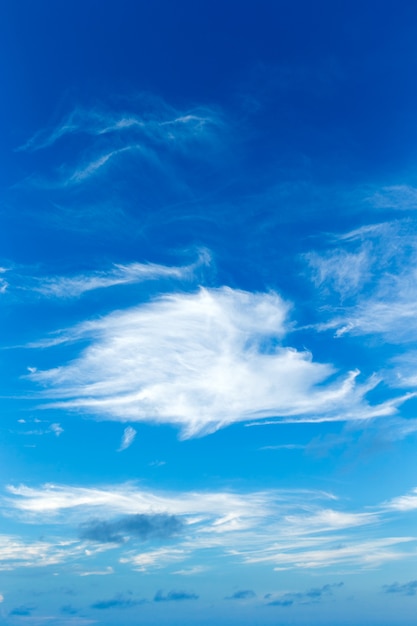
xmin=2 ymin=1 xmax=417 ymax=624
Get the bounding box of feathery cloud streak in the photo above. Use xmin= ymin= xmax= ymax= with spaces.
xmin=117 ymin=427 xmax=137 ymax=452
xmin=3 ymin=482 xmax=417 ymax=573
xmin=308 ymin=220 xmax=417 ymax=342
xmin=31 ymin=249 xmax=210 ymax=298
xmin=27 ymin=287 xmax=401 ymax=437
xmin=18 ymin=101 xmax=223 ymax=153
xmin=18 ymin=100 xmax=224 ymax=191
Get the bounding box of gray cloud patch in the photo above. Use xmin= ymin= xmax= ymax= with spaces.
xmin=10 ymin=605 xmax=36 ymax=616
xmin=79 ymin=513 xmax=183 ymax=543
xmin=154 ymin=590 xmax=199 ymax=602
xmin=91 ymin=594 xmax=145 ymax=610
xmin=383 ymin=580 xmax=417 ymax=596
xmin=267 ymin=582 xmax=343 ymax=607
xmin=226 ymin=590 xmax=256 ymax=600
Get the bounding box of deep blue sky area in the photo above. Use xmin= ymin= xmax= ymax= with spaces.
xmin=2 ymin=2 xmax=417 ymax=625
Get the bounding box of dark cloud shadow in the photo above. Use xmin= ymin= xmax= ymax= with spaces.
xmin=154 ymin=590 xmax=199 ymax=602
xmin=79 ymin=513 xmax=183 ymax=543
xmin=10 ymin=605 xmax=36 ymax=616
xmin=225 ymin=589 xmax=256 ymax=600
xmin=383 ymin=580 xmax=417 ymax=596
xmin=91 ymin=593 xmax=146 ymax=610
xmin=267 ymin=582 xmax=343 ymax=607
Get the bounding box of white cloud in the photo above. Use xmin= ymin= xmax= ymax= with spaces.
xmin=0 ymin=534 xmax=84 ymax=570
xmin=31 ymin=249 xmax=210 ymax=299
xmin=120 ymin=547 xmax=187 ymax=571
xmin=172 ymin=565 xmax=208 ymax=575
xmin=50 ymin=423 xmax=63 ymax=437
xmin=242 ymin=537 xmax=415 ymax=570
xmin=335 ymin=303 xmax=417 ymax=339
xmin=64 ymin=145 xmax=138 ymax=185
xmin=4 ymin=482 xmax=417 ymax=573
xmin=0 ymin=266 xmax=9 ymax=293
xmin=383 ymin=488 xmax=417 ymax=512
xmin=305 ymin=248 xmax=371 ymax=298
xmin=29 ymin=287 xmax=396 ymax=438
xmin=18 ymin=99 xmax=224 ymax=195
xmin=18 ymin=101 xmax=222 ymax=153
xmin=5 ymin=482 xmax=276 ymax=522
xmin=14 ymin=420 xmax=64 ymax=438
xmin=79 ymin=566 xmax=114 ymax=576
xmin=368 ymin=185 xmax=417 ymax=211
xmin=117 ymin=426 xmax=137 ymax=452
xmin=308 ymin=220 xmax=417 ymax=344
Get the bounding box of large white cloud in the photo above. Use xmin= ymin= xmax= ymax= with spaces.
xmin=30 ymin=287 xmax=402 ymax=437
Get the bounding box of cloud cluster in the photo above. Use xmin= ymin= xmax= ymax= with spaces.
xmin=225 ymin=590 xmax=256 ymax=600
xmin=368 ymin=185 xmax=417 ymax=211
xmin=30 ymin=287 xmax=399 ymax=437
xmin=10 ymin=604 xmax=36 ymax=616
xmin=4 ymin=481 xmax=417 ymax=573
xmin=383 ymin=580 xmax=417 ymax=596
xmin=0 ymin=533 xmax=88 ymax=570
xmin=0 ymin=267 xmax=8 ymax=294
xmin=18 ymin=99 xmax=224 ymax=192
xmin=308 ymin=220 xmax=417 ymax=343
xmin=91 ymin=593 xmax=144 ymax=610
xmin=78 ymin=513 xmax=183 ymax=544
xmin=266 ymin=582 xmax=343 ymax=607
xmin=18 ymin=100 xmax=223 ymax=153
xmin=154 ymin=590 xmax=198 ymax=602
xmin=30 ymin=249 xmax=210 ymax=299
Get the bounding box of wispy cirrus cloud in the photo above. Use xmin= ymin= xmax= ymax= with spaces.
xmin=4 ymin=482 xmax=276 ymax=522
xmin=368 ymin=185 xmax=417 ymax=211
xmin=240 ymin=536 xmax=416 ymax=571
xmin=63 ymin=145 xmax=140 ymax=186
xmin=0 ymin=267 xmax=8 ymax=294
xmin=0 ymin=534 xmax=88 ymax=570
xmin=120 ymin=547 xmax=188 ymax=572
xmin=18 ymin=99 xmax=223 ymax=153
xmin=29 ymin=248 xmax=210 ymax=299
xmin=383 ymin=487 xmax=417 ymax=512
xmin=28 ymin=287 xmax=404 ymax=438
xmin=4 ymin=481 xmax=417 ymax=573
xmin=173 ymin=565 xmax=208 ymax=576
xmin=17 ymin=99 xmax=224 ymax=192
xmin=307 ymin=220 xmax=417 ymax=344
xmin=117 ymin=427 xmax=137 ymax=452
xmin=79 ymin=566 xmax=114 ymax=576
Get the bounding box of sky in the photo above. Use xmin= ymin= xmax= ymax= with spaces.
xmin=2 ymin=1 xmax=417 ymax=624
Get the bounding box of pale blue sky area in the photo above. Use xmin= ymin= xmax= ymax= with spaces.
xmin=2 ymin=1 xmax=417 ymax=624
